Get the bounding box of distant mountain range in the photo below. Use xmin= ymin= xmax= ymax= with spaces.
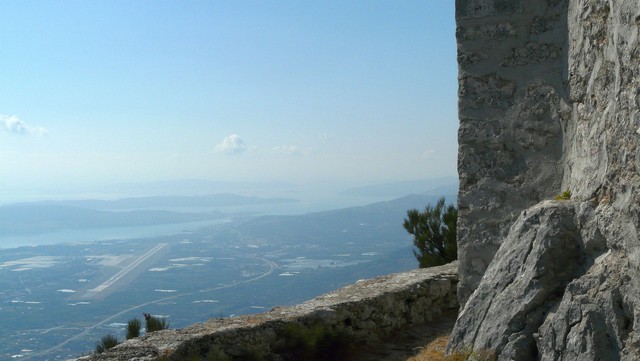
xmin=340 ymin=177 xmax=458 ymax=197
xmin=0 ymin=189 xmax=458 ymax=240
xmin=0 ymin=194 xmax=298 ymax=236
xmin=0 ymin=204 xmax=225 ymax=236
xmin=102 ymin=179 xmax=299 ymax=197
xmin=11 ymin=193 xmax=299 ymax=210
xmin=212 ymin=193 xmax=457 ymax=249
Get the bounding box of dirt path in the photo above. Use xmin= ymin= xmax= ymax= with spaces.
xmin=354 ymin=310 xmax=458 ymax=361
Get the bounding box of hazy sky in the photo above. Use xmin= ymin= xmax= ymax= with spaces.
xmin=1 ymin=1 xmax=457 ymax=197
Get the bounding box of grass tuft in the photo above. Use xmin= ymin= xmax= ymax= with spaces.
xmin=144 ymin=313 xmax=170 ymax=332
xmin=408 ymin=335 xmax=497 ymax=361
xmin=554 ymin=190 xmax=571 ymax=200
xmin=126 ymin=318 xmax=141 ymax=339
xmin=95 ymin=333 xmax=119 ymax=354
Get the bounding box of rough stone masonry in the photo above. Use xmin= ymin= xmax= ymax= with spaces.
xmin=76 ymin=263 xmax=458 ymax=360
xmin=451 ymin=0 xmax=640 ymax=360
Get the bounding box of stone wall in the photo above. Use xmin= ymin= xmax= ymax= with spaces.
xmin=456 ymin=0 xmax=570 ymax=305
xmin=79 ymin=262 xmax=458 ymax=361
xmin=451 ymin=0 xmax=640 ymax=359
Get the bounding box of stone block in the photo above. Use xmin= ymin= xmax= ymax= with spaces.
xmin=456 ymin=0 xmax=523 ymax=19
xmin=456 ymin=22 xmax=517 ymax=41
xmin=500 ymin=42 xmax=562 ymax=66
xmin=459 ymin=73 xmax=516 ymax=110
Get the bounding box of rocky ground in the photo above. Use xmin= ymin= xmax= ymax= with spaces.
xmin=356 ymin=310 xmax=457 ymax=361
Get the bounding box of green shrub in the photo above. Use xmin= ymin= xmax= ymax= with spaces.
xmin=126 ymin=318 xmax=141 ymax=339
xmin=95 ymin=333 xmax=119 ymax=354
xmin=236 ymin=345 xmax=269 ymax=361
xmin=206 ymin=347 xmax=231 ymax=361
xmin=554 ymin=190 xmax=571 ymax=200
xmin=165 ymin=348 xmax=230 ymax=361
xmin=144 ymin=313 xmax=170 ymax=332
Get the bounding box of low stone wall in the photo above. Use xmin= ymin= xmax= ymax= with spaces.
xmin=81 ymin=262 xmax=458 ymax=361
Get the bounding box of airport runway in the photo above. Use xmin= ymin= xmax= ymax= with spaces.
xmin=33 ymin=253 xmax=278 ymax=359
xmin=83 ymin=242 xmax=169 ymax=297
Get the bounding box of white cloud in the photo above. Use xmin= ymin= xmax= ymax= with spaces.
xmin=0 ymin=114 xmax=48 ymax=136
xmin=422 ymin=149 xmax=436 ymax=159
xmin=273 ymin=145 xmax=302 ymax=155
xmin=215 ymin=134 xmax=247 ymax=155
